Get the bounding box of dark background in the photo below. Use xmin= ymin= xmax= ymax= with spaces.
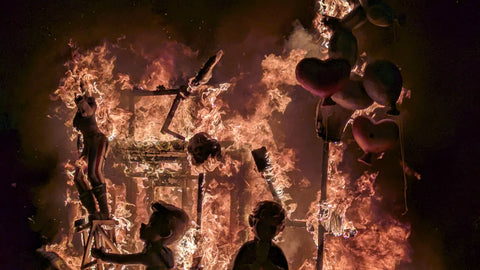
xmin=1 ymin=0 xmax=479 ymax=269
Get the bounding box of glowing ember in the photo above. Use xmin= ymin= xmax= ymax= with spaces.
xmin=313 ymin=0 xmax=354 ymax=52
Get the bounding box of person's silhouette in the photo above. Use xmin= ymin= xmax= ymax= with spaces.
xmin=233 ymin=201 xmax=289 ymax=270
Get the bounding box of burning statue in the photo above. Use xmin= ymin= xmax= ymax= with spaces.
xmin=92 ymin=201 xmax=189 ymax=269
xmin=233 ymin=201 xmax=289 ymax=270
xmin=73 ymin=91 xmax=111 ymax=220
xmin=187 ymin=132 xmax=221 ymax=165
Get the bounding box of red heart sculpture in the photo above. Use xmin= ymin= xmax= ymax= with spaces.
xmin=352 ymin=116 xmax=399 ymax=165
xmin=296 ymin=57 xmax=351 ymax=98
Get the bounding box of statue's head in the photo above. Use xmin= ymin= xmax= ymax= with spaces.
xmin=140 ymin=201 xmax=189 ymax=245
xmin=187 ymin=132 xmax=221 ymax=165
xmin=248 ymin=201 xmax=286 ymax=242
xmin=75 ymin=95 xmax=96 ymax=117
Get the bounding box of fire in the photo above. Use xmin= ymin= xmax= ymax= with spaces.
xmin=48 ymin=39 xmax=301 ymax=269
xmin=44 ymin=0 xmax=414 ymax=269
xmin=313 ymin=0 xmax=354 ymax=53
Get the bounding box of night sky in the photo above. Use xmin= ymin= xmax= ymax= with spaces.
xmin=1 ymin=0 xmax=480 ymax=269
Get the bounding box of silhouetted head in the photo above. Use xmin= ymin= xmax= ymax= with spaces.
xmin=322 ymin=16 xmax=342 ymax=30
xmin=249 ymin=201 xmax=286 ymax=242
xmin=140 ymin=201 xmax=189 ymax=245
xmin=75 ymin=95 xmax=96 ymax=117
xmin=187 ymin=132 xmax=221 ymax=165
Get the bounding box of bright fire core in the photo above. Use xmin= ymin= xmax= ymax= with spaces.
xmin=46 ymin=1 xmax=412 ymax=269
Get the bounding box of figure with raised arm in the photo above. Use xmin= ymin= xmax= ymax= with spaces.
xmin=233 ymin=201 xmax=289 ymax=270
xmin=73 ymin=91 xmax=110 ymax=220
xmin=92 ymin=201 xmax=189 ymax=270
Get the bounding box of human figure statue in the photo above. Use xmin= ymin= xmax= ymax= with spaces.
xmin=92 ymin=201 xmax=189 ymax=270
xmin=233 ymin=201 xmax=289 ymax=270
xmin=187 ymin=132 xmax=221 ymax=165
xmin=73 ymin=93 xmax=110 ymax=220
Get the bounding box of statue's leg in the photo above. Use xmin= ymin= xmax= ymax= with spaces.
xmin=92 ymin=184 xmax=109 ymax=220
xmin=88 ymin=134 xmax=110 ymax=220
xmin=74 ymin=165 xmax=97 ymax=219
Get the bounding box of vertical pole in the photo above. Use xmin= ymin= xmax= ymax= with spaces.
xmin=182 ymin=178 xmax=188 ymax=210
xmin=197 ymin=173 xmax=205 ymax=230
xmin=128 ymin=94 xmax=135 ymax=137
xmin=316 ymin=140 xmax=329 ymax=270
xmin=191 ymin=173 xmax=205 ymax=269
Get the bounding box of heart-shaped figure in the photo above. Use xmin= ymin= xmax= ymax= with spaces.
xmin=363 ymin=60 xmax=402 ymax=115
xmin=352 ymin=116 xmax=399 ymax=165
xmin=332 ymin=78 xmax=373 ymax=110
xmin=296 ymin=57 xmax=351 ymax=98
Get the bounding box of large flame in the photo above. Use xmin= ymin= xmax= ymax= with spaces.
xmin=45 ymin=1 xmax=413 ymax=269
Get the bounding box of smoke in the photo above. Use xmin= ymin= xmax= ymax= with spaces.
xmin=285 ymin=20 xmax=327 ymax=59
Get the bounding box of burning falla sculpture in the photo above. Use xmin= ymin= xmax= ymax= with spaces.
xmin=73 ymin=88 xmax=111 ymax=221
xmin=233 ymin=201 xmax=289 ymax=270
xmin=130 ymin=50 xmax=224 ymax=141
xmin=92 ymin=201 xmax=189 ymax=269
xmin=187 ymin=132 xmax=221 ymax=165
xmin=73 ymin=50 xmax=224 ymax=269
